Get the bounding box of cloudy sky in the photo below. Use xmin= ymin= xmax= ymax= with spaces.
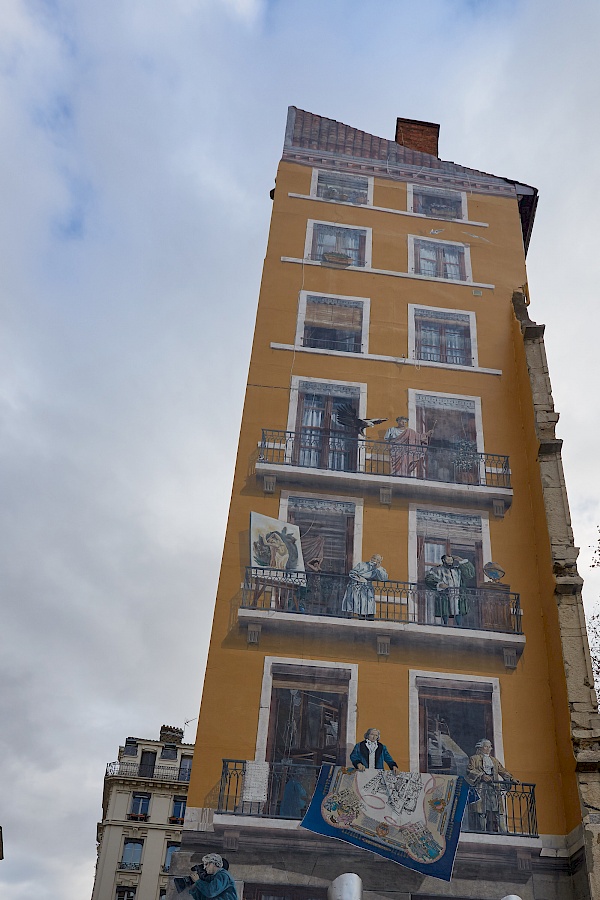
xmin=1 ymin=0 xmax=599 ymax=896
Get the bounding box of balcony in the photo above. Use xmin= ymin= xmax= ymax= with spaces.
xmin=216 ymin=760 xmax=537 ymax=838
xmin=238 ymin=568 xmax=525 ymax=659
xmin=105 ymin=761 xmax=191 ymax=782
xmin=256 ymin=430 xmax=512 ymax=508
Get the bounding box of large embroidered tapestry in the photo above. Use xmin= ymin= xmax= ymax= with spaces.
xmin=301 ymin=765 xmax=469 ymax=882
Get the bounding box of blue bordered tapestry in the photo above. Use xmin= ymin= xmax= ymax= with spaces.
xmin=300 ymin=766 xmax=469 ymax=882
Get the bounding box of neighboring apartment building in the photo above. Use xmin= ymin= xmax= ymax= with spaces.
xmin=168 ymin=109 xmax=600 ymax=899
xmin=92 ymin=725 xmax=193 ymax=900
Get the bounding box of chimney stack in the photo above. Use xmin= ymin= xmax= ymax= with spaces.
xmin=160 ymin=724 xmax=184 ymax=744
xmin=395 ymin=117 xmax=440 ymax=157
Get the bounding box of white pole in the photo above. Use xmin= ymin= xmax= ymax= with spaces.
xmin=328 ymin=873 xmax=362 ymax=900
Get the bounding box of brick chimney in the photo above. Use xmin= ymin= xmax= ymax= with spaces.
xmin=395 ymin=117 xmax=440 ymax=157
xmin=160 ymin=724 xmax=184 ymax=744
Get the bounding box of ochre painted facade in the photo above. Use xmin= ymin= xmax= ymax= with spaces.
xmin=170 ymin=109 xmax=598 ymax=900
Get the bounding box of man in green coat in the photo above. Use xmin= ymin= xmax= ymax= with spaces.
xmin=424 ymin=554 xmax=475 ymax=626
xmin=189 ymin=854 xmax=238 ymax=900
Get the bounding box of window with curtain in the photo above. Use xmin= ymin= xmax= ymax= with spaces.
xmin=128 ymin=792 xmax=150 ymax=819
xmin=171 ymin=796 xmax=187 ymax=821
xmin=413 ymin=239 xmax=467 ymax=281
xmin=302 ymin=296 xmax=364 ymax=353
xmin=414 ymin=309 xmax=472 ymax=365
xmin=311 ymin=224 xmax=367 ymax=266
xmin=411 ymin=185 xmax=464 ymax=220
xmin=294 ymin=390 xmax=359 ymax=472
xmin=315 ymin=170 xmax=369 ymax=205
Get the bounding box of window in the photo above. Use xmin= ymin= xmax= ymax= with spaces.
xmin=408 ymin=184 xmax=466 ymax=220
xmin=415 ymin=508 xmax=485 ymax=586
xmin=294 ymin=387 xmax=359 ymax=473
xmin=128 ymin=792 xmax=150 ymax=820
xmin=160 ymin=743 xmax=178 ymax=760
xmin=409 ymin=237 xmax=470 ymax=282
xmin=139 ymin=750 xmax=156 ymax=778
xmin=163 ymin=842 xmax=180 ymax=872
xmin=120 ymin=839 xmax=143 ymax=871
xmin=116 ymin=889 xmax=136 ymax=900
xmin=122 ymin=738 xmax=138 ymax=757
xmin=413 ymin=308 xmax=473 ymax=366
xmin=308 ymin=222 xmax=368 ymax=267
xmin=301 ymin=295 xmax=365 ymax=353
xmin=170 ymin=796 xmax=187 ymax=823
xmin=414 ymin=392 xmax=480 ymax=484
xmin=313 ymin=169 xmax=371 ymax=206
xmin=286 ymin=496 xmax=355 ymax=576
xmin=178 ymin=756 xmax=193 ymax=782
xmin=415 ymin=676 xmax=495 ymax=777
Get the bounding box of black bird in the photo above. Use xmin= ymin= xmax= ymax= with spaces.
xmin=335 ymin=403 xmax=388 ymax=436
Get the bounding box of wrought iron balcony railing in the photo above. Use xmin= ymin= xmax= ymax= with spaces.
xmin=118 ymin=861 xmax=142 ymax=871
xmin=259 ymin=430 xmax=511 ymax=489
xmin=216 ymin=760 xmax=537 ymax=837
xmin=105 ymin=761 xmax=191 ymax=782
xmin=462 ymin=782 xmax=538 ymax=838
xmin=217 ymin=760 xmax=321 ymax=819
xmin=241 ymin=568 xmax=522 ymax=635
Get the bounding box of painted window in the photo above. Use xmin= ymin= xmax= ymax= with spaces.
xmin=416 ymin=509 xmax=484 ymax=586
xmin=302 ymin=295 xmax=364 ymax=353
xmin=409 ymin=184 xmax=466 ymax=220
xmin=410 ymin=237 xmax=470 ymax=281
xmin=310 ymin=223 xmax=367 ymax=266
xmin=163 ymin=842 xmax=180 ymax=872
xmin=129 ymin=792 xmax=150 ymax=818
xmin=286 ymin=496 xmax=356 ymax=574
xmin=414 ymin=308 xmax=473 ymax=366
xmin=416 ymin=676 xmax=495 ymax=777
xmin=314 ymin=170 xmax=370 ymax=205
xmin=414 ymin=393 xmax=480 ymax=485
xmin=294 ymin=387 xmax=359 ymax=473
xmin=120 ymin=839 xmax=143 ymax=870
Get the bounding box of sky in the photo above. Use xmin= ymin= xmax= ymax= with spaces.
xmin=0 ymin=0 xmax=599 ymax=897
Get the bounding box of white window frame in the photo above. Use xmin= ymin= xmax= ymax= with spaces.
xmin=408 ymin=669 xmax=504 ymax=773
xmin=254 ymin=656 xmax=358 ymax=762
xmin=407 ymin=388 xmax=484 ymax=453
xmin=407 ymin=234 xmax=473 ymax=283
xmin=407 ymin=503 xmax=492 ymax=585
xmin=407 ymin=183 xmax=468 ymax=221
xmin=304 ymin=219 xmax=373 ymax=268
xmin=295 ymin=290 xmax=370 ymax=355
xmin=408 ymin=304 xmax=478 ymax=368
xmin=310 ymin=168 xmax=374 ymax=207
xmin=287 ymin=375 xmax=367 ymax=433
xmin=279 ymin=489 xmax=364 ymax=567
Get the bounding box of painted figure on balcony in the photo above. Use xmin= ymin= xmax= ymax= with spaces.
xmin=341 ymin=554 xmax=388 ymax=619
xmin=424 ymin=554 xmax=475 ymax=625
xmin=384 ymin=416 xmax=432 ymax=477
xmin=466 ymin=739 xmax=519 ymax=833
xmin=280 ymin=771 xmax=308 ymax=818
xmin=350 ymin=728 xmax=399 ymax=772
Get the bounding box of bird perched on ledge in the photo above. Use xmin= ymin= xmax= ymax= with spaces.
xmin=336 ymin=403 xmax=388 ymax=436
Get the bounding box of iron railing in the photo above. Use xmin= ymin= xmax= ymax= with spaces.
xmin=259 ymin=430 xmax=511 ymax=489
xmin=217 ymin=761 xmax=537 ymax=836
xmin=241 ymin=568 xmax=522 ymax=635
xmin=463 ymin=782 xmax=538 ymax=837
xmin=118 ymin=861 xmax=141 ymax=871
xmin=217 ymin=760 xmax=321 ymax=818
xmin=105 ymin=761 xmax=191 ymax=782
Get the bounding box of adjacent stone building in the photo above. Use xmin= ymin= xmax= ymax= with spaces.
xmin=91 ymin=725 xmax=193 ymax=900
xmin=168 ymin=109 xmax=600 ymax=899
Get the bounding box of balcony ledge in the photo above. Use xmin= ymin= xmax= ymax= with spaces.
xmin=238 ymin=607 xmax=525 ymax=658
xmin=255 ymin=460 xmax=513 ymax=509
xmin=212 ymin=813 xmax=540 ymax=846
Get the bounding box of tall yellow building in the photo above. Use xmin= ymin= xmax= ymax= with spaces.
xmin=170 ymin=109 xmax=600 ymax=900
